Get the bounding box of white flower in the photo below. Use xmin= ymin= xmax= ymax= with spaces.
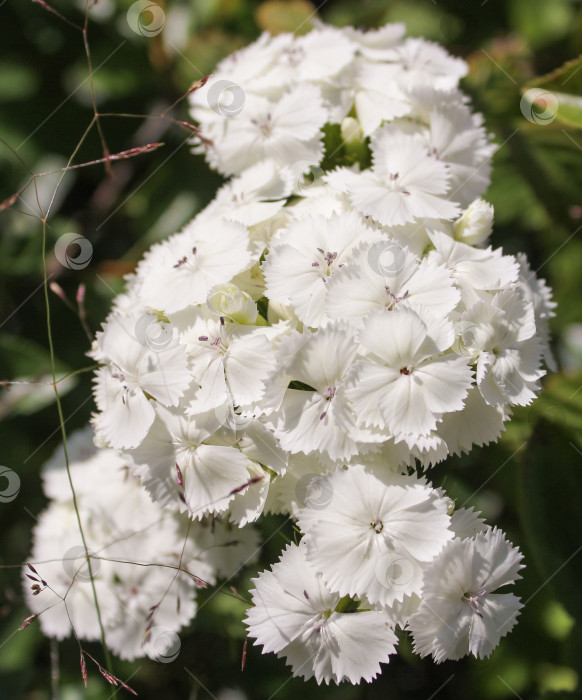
xmin=350 ymin=61 xmax=411 ymax=137
xmin=135 ymin=217 xmax=252 ymax=314
xmin=92 ymin=311 xmax=190 ymax=449
xmin=383 ymin=37 xmax=468 ymax=90
xmin=435 ymin=386 xmax=510 ymax=457
xmin=266 ymin=26 xmax=356 ymax=84
xmin=262 ymin=211 xmax=377 ymax=327
xmin=245 ymin=542 xmax=398 ymax=684
xmin=127 ymin=402 xmax=255 ymax=519
xmin=325 ymin=239 xmax=460 ymax=326
xmin=409 ymin=528 xmax=524 ymax=662
xmin=271 ymin=326 xmax=361 ymax=461
xmin=199 ymin=159 xmax=292 ymax=229
xmin=327 ymin=130 xmax=460 ymax=227
xmin=428 ymin=229 xmax=518 ymax=305
xmin=199 ymin=84 xmax=328 ymax=176
xmin=347 ymin=307 xmax=473 ymax=442
xmin=297 ymin=465 xmax=453 ymax=606
xmin=24 ymin=502 xmax=121 ymax=641
xmin=180 ymin=312 xmax=277 ymax=415
xmin=191 ymin=32 xmax=292 ymax=103
xmin=418 ymin=102 xmax=494 ymax=206
xmin=458 ymin=290 xmax=544 ymax=406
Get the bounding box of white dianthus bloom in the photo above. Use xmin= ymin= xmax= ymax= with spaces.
xmin=198 ymin=159 xmax=292 ymax=229
xmin=24 ymin=502 xmax=122 ymax=642
xmin=200 ymin=84 xmax=328 ymax=177
xmin=192 ymin=32 xmax=293 ymax=103
xmin=297 ymin=465 xmax=453 ymax=605
xmin=179 ymin=312 xmax=277 ymax=414
xmin=327 ymin=130 xmax=460 ymax=227
xmin=419 ymin=103 xmax=494 ymax=206
xmin=245 ymin=542 xmax=398 ymax=684
xmin=128 ymin=402 xmax=255 ymax=519
xmin=349 ymin=61 xmax=411 ymax=137
xmin=266 ymin=26 xmax=356 ymax=85
xmin=428 ymin=229 xmax=519 ymax=305
xmin=25 ymin=430 xmax=196 ymax=651
xmin=347 ymin=307 xmax=473 ymax=442
xmin=457 ymin=290 xmax=544 ymax=406
xmin=262 ymin=211 xmax=377 ymax=327
xmin=135 ymin=217 xmax=252 ymax=314
xmin=271 ymin=326 xmax=361 ymax=461
xmin=92 ymin=311 xmax=190 ymax=449
xmin=383 ymin=37 xmax=468 ymax=90
xmin=409 ymin=528 xmax=524 ymax=662
xmin=325 ymin=239 xmax=459 ymax=326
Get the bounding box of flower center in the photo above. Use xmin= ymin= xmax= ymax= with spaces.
xmin=399 ymin=365 xmax=414 ymax=375
xmin=311 ymin=248 xmax=343 ymax=281
xmin=173 ymin=246 xmax=198 ymax=270
xmin=319 ymin=385 xmax=336 ymax=420
xmin=251 ymin=113 xmax=273 ymax=137
xmin=464 ymin=588 xmax=487 ymax=618
xmin=283 ymin=46 xmax=305 ymax=66
xmin=385 ymin=285 xmax=409 ymax=309
xmin=198 ymin=331 xmax=228 ymax=354
xmin=371 ymin=517 xmax=384 ymax=533
xmin=387 ymin=172 xmax=410 ymax=196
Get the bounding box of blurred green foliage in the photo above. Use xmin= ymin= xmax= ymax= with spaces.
xmin=1 ymin=0 xmax=582 ymax=698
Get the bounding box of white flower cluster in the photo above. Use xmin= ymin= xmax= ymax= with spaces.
xmin=246 ymin=467 xmax=524 ymax=683
xmin=25 ymin=22 xmax=555 ymax=684
xmin=24 ymin=428 xmax=260 ymax=661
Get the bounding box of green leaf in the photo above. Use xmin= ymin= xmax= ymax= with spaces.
xmin=523 ymin=54 xmax=582 ymax=129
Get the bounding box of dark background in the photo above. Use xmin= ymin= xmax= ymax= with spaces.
xmin=1 ymin=0 xmax=582 ymax=698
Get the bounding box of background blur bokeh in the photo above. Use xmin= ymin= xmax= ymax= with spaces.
xmin=1 ymin=0 xmax=582 ymax=698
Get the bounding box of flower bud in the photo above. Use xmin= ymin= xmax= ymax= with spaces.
xmin=207 ymin=283 xmax=258 ymax=324
xmin=340 ymin=117 xmax=363 ymax=145
xmin=454 ymin=199 xmax=494 ymax=246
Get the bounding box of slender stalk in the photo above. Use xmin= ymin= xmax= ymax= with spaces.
xmin=41 ymin=217 xmax=113 ymax=672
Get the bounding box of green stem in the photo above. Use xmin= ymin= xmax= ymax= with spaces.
xmin=41 ymin=219 xmax=113 ymax=673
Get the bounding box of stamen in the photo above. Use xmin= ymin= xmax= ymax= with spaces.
xmin=322 ymin=386 xmax=336 ymax=400
xmin=385 ymin=286 xmax=409 ymax=308
xmin=371 ymin=517 xmax=383 ymax=533
xmin=173 ymin=256 xmax=188 ymax=268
